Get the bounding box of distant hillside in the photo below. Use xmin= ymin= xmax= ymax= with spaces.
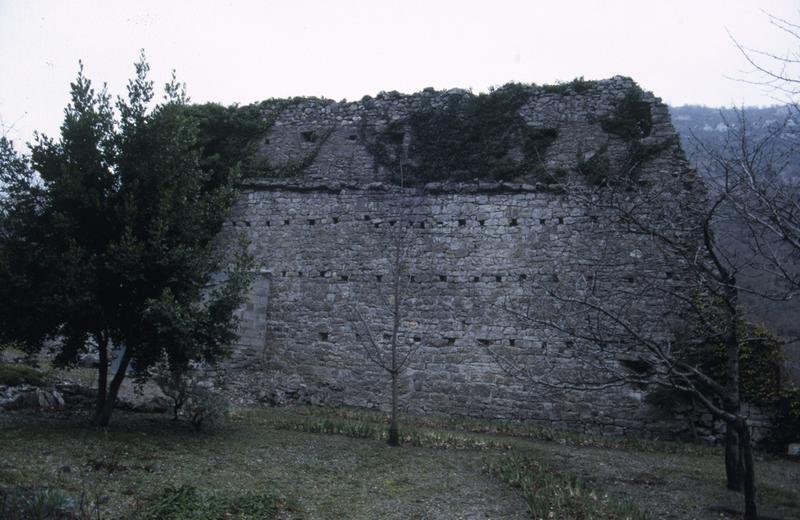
xmin=670 ymin=104 xmax=800 ymax=179
xmin=670 ymin=104 xmax=800 ymax=381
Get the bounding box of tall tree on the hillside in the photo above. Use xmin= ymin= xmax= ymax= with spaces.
xmin=1 ymin=53 xmax=254 ymax=426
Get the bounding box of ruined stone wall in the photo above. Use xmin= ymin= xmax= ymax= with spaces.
xmin=221 ymin=77 xmax=707 ymax=437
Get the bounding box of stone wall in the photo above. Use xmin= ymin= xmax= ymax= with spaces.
xmin=221 ymin=77 xmax=708 ymax=437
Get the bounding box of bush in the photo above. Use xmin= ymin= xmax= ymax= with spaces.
xmin=599 ymin=86 xmax=652 ymax=140
xmin=153 ymin=362 xmax=230 ymax=430
xmin=184 ymin=384 xmax=229 ymax=432
xmin=0 ymin=363 xmax=48 ymax=386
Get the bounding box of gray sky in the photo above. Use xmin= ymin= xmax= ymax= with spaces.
xmin=1 ymin=0 xmax=799 ymax=144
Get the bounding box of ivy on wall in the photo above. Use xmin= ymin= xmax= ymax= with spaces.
xmin=361 ymin=83 xmax=560 ymax=185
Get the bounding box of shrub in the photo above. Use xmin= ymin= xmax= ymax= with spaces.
xmin=184 ymin=384 xmax=229 ymax=432
xmin=599 ymin=86 xmax=652 ymax=140
xmin=0 ymin=363 xmax=48 ymax=387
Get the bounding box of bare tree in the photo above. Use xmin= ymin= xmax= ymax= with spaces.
xmin=353 ymin=174 xmax=424 ymax=446
xmin=490 ymin=138 xmax=779 ymax=518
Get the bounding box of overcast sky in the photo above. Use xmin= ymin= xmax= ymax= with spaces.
xmin=2 ymin=0 xmax=800 ymax=144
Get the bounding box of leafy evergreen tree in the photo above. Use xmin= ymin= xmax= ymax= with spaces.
xmin=1 ymin=53 xmax=254 ymax=426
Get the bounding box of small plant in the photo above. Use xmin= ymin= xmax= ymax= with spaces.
xmin=0 ymin=363 xmax=49 ymax=386
xmin=540 ymin=77 xmax=599 ymax=95
xmin=153 ymin=361 xmax=230 ymax=431
xmin=184 ymin=384 xmax=229 ymax=432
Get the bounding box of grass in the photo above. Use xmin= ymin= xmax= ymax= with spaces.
xmin=493 ymin=454 xmax=645 ymax=520
xmin=273 ymin=404 xmax=722 ymax=456
xmin=1 ymin=406 xmax=798 ymax=519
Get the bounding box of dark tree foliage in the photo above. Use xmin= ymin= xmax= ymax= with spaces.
xmin=0 ymin=138 xmax=63 ymax=352
xmin=0 ymin=54 xmax=254 ymax=426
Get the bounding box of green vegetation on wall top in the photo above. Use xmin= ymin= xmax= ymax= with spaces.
xmin=362 ymin=82 xmax=560 ymax=185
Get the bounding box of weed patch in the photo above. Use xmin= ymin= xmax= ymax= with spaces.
xmin=134 ymin=484 xmax=293 ymax=520
xmin=493 ymin=455 xmax=646 ymax=520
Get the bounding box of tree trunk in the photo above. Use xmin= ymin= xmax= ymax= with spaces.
xmin=739 ymin=421 xmax=758 ymax=520
xmin=93 ymin=346 xmax=132 ymax=427
xmin=722 ymin=290 xmax=744 ymax=491
xmin=388 ymin=370 xmax=400 ymax=446
xmin=725 ymin=423 xmax=742 ymax=491
xmin=95 ymin=333 xmax=109 ymax=413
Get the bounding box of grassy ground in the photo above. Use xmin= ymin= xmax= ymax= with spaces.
xmin=1 ymin=405 xmax=798 ymax=519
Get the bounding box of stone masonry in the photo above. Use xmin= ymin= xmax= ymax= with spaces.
xmin=221 ymin=77 xmax=708 ymax=437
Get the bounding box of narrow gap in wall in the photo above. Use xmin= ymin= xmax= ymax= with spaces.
xmin=509 ymin=218 xmax=518 ymax=226
xmin=320 ymin=270 xmax=327 ymax=278
xmin=364 ymin=215 xmax=371 ymax=221
xmin=374 ymin=223 xmax=380 ymax=228
xmin=333 ymin=216 xmax=340 ymax=224
xmin=472 ymin=276 xmax=480 ymax=282
xmin=319 ymin=332 xmax=329 ymax=341
xmin=301 ymin=130 xmax=317 ymax=143
xmin=347 ymin=134 xmax=357 ymax=141
xmin=519 ymin=274 xmax=527 ymax=281
xmin=340 ymin=275 xmax=349 ymax=281
xmin=298 ymin=271 xmax=304 ymax=277
xmin=478 ymin=339 xmax=493 ymax=346
xmin=413 ymin=336 xmax=421 ymax=343
xmin=539 ymin=218 xmax=546 ymax=225
xmin=439 ymin=275 xmax=447 ymax=282
xmin=284 ymin=219 xmax=290 ymax=225
xmin=558 ymin=217 xmax=564 ymax=224
xmin=281 ymin=271 xmax=286 ymax=277
xmin=458 ymin=219 xmax=466 ymax=227
xmin=376 ymin=274 xmax=383 ymax=282
xmin=389 ymin=220 xmax=397 ymax=226
xmin=308 ymin=219 xmax=316 ymax=225
xmin=479 ymin=219 xmax=485 ymax=226
xmin=266 ymin=220 xmax=271 ymax=227
xmin=447 ymin=337 xmax=456 ymax=346
xmin=495 ymin=275 xmax=502 ymax=282
xmin=509 ymin=339 xmax=516 ymax=347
